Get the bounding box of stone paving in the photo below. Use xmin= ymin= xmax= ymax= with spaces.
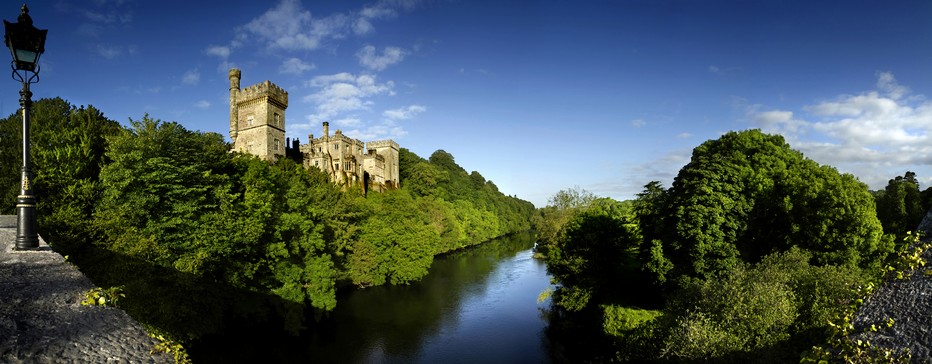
xmin=0 ymin=216 xmax=172 ymax=363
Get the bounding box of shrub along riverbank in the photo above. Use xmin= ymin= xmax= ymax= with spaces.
xmin=0 ymin=98 xmax=535 ymax=352
xmin=535 ymin=130 xmax=932 ymax=362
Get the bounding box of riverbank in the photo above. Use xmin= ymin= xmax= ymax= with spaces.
xmin=0 ymin=215 xmax=172 ymax=363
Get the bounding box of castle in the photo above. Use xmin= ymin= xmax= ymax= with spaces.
xmin=228 ymin=69 xmax=400 ymax=191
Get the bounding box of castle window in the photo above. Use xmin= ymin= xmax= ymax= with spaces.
xmin=344 ymin=161 xmax=351 ymax=170
xmin=274 ymin=138 xmax=280 ymax=151
xmin=334 ymin=163 xmax=339 ymax=170
xmin=247 ymin=115 xmax=254 ymax=127
xmin=314 ymin=160 xmax=319 ymax=167
xmin=335 ymin=144 xmax=339 ymax=150
xmin=274 ymin=113 xmax=280 ymax=127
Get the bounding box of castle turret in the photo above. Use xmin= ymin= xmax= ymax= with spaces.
xmin=323 ymin=121 xmax=329 ymax=138
xmin=228 ymin=68 xmax=242 ymax=143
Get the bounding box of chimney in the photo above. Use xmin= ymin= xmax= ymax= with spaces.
xmin=323 ymin=121 xmax=329 ymax=138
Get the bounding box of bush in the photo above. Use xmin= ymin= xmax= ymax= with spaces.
xmin=655 ymin=247 xmax=868 ymax=362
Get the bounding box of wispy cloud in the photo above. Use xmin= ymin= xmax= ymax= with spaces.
xmin=383 ymin=105 xmax=426 ymax=120
xmin=194 ymin=100 xmax=211 ymax=109
xmin=95 ymin=44 xmax=122 ymax=59
xmin=242 ymin=0 xmax=344 ymax=51
xmin=181 ymin=69 xmax=200 ymax=85
xmin=279 ymin=57 xmax=316 ymax=75
xmin=708 ymin=65 xmax=740 ymax=76
xmin=630 ymin=119 xmax=646 ymax=128
xmin=205 ymin=45 xmax=231 ymax=58
xmin=206 ymin=0 xmax=420 ymax=71
xmin=357 ymin=45 xmax=408 ymax=71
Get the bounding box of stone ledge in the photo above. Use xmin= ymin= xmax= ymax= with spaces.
xmin=0 ymin=220 xmax=173 ymax=363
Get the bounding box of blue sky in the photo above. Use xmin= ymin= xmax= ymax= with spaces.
xmin=4 ymin=0 xmax=932 ymax=207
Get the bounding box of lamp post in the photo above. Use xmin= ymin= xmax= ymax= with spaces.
xmin=4 ymin=4 xmax=47 ymax=251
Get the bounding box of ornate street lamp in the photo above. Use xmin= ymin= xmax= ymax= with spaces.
xmin=4 ymin=4 xmax=47 ymax=250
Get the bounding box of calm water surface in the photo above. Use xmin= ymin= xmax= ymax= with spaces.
xmin=306 ymin=232 xmax=554 ymax=363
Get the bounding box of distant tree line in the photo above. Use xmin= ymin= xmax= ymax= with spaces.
xmin=535 ymin=129 xmax=928 ymax=362
xmin=0 ymin=98 xmax=534 ymax=344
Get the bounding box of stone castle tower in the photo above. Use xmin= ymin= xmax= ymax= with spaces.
xmin=228 ymin=69 xmax=400 ymax=191
xmin=228 ymin=68 xmax=288 ymax=160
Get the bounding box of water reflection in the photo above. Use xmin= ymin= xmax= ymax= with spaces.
xmin=306 ymin=231 xmax=552 ymax=363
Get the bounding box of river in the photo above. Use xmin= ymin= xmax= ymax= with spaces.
xmin=190 ymin=231 xmax=555 ymax=363
xmin=305 ymin=231 xmax=554 ymax=363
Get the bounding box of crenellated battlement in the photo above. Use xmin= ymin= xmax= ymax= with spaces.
xmin=237 ymin=80 xmax=289 ymax=108
xmin=367 ymin=139 xmax=399 ymax=150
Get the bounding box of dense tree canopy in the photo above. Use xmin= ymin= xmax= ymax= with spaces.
xmin=874 ymin=171 xmax=926 ymax=237
xmin=0 ymin=98 xmax=535 ymax=343
xmin=537 ymin=129 xmax=912 ymax=363
xmin=645 ymin=129 xmax=886 ymax=280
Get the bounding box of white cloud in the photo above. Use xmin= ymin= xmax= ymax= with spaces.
xmin=354 ymin=18 xmax=375 ymax=35
xmin=304 ymin=72 xmax=395 ymax=121
xmin=357 ymin=45 xmax=408 ymax=71
xmin=297 ymin=72 xmax=424 ymax=142
xmin=208 ymin=0 xmax=421 ymax=72
xmin=181 ymin=69 xmax=200 ymax=85
xmin=745 ymin=72 xmax=932 ymax=191
xmin=630 ymin=119 xmax=646 ymax=128
xmin=194 ymin=100 xmax=211 ymax=109
xmin=676 ymin=132 xmax=692 ymax=139
xmin=383 ymin=105 xmax=426 ymax=120
xmin=877 ymin=71 xmax=909 ymax=100
xmin=279 ymin=57 xmax=316 ymax=75
xmin=242 ymin=0 xmax=326 ymax=51
xmin=205 ymin=45 xmax=231 ymax=58
xmin=95 ymin=44 xmax=122 ymax=59
xmin=749 ymin=108 xmax=807 ymax=135
xmin=334 ymin=117 xmax=362 ymax=127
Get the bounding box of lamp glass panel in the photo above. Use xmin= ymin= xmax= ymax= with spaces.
xmin=14 ymin=48 xmax=37 ymax=64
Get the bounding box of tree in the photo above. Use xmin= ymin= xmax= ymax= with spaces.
xmin=656 ymin=130 xmax=885 ymax=279
xmin=546 ymin=197 xmax=641 ymax=310
xmin=875 ymin=171 xmax=924 ymax=236
xmin=0 ymin=98 xmax=122 ymax=252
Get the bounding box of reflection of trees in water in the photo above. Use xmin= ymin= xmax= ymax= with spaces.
xmin=306 ymin=231 xmax=537 ymax=363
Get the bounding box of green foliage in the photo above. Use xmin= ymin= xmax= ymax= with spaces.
xmin=538 ymin=131 xmax=904 ymax=362
xmin=532 ymin=186 xmax=597 ymax=257
xmin=645 ymin=129 xmax=885 ymax=280
xmin=148 ymin=326 xmax=193 ymax=364
xmin=601 ymin=305 xmax=662 ymax=336
xmin=654 ymin=248 xmax=869 ymax=362
xmin=801 ymin=234 xmax=927 ymax=364
xmin=88 ymin=118 xmax=341 ymax=335
xmin=874 ymin=171 xmax=925 ymax=237
xmin=545 ymin=197 xmax=644 ymax=311
xmin=0 ymin=99 xmax=121 ymax=252
xmin=348 ymin=189 xmax=439 ymax=286
xmin=4 ymin=99 xmax=534 ymax=344
xmin=81 ymin=286 xmax=125 ymax=307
